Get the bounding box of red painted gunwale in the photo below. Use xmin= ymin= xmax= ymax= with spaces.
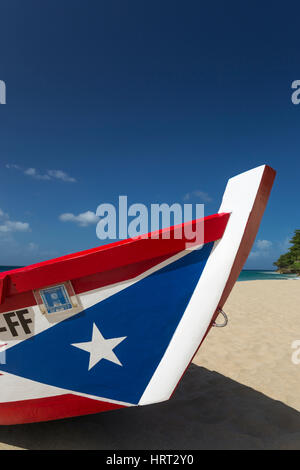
xmin=0 ymin=213 xmax=230 ymax=313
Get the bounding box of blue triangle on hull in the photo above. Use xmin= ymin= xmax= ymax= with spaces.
xmin=0 ymin=242 xmax=213 ymax=404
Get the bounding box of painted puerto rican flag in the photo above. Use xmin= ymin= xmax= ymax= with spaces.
xmin=0 ymin=165 xmax=275 ymax=424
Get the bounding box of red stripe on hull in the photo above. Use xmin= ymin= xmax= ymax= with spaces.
xmin=0 ymin=254 xmax=173 ymax=313
xmin=0 ymin=394 xmax=125 ymax=425
xmin=0 ymin=213 xmax=230 ymax=313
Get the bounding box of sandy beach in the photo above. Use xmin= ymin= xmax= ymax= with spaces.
xmin=0 ymin=279 xmax=299 ymax=450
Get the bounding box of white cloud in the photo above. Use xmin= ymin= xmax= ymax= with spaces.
xmin=183 ymin=190 xmax=212 ymax=203
xmin=47 ymin=170 xmax=76 ymax=183
xmin=0 ymin=210 xmax=60 ymax=265
xmin=0 ymin=236 xmax=56 ymax=266
xmin=278 ymin=236 xmax=291 ymax=253
xmin=6 ymin=164 xmax=76 ymax=183
xmin=6 ymin=164 xmax=21 ymax=170
xmin=24 ymin=168 xmax=51 ymax=180
xmin=246 ymin=236 xmax=295 ymax=269
xmin=28 ymin=242 xmax=39 ymax=252
xmin=0 ymin=209 xmax=30 ymax=233
xmin=59 ymin=210 xmax=99 ymax=227
xmin=249 ymin=239 xmax=273 ymax=259
xmin=256 ymin=239 xmax=273 ymax=250
xmin=0 ymin=221 xmax=30 ymax=233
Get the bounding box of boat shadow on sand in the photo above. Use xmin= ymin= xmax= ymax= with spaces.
xmin=0 ymin=363 xmax=300 ymax=450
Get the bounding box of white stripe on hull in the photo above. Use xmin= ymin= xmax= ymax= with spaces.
xmin=139 ymin=165 xmax=266 ymax=405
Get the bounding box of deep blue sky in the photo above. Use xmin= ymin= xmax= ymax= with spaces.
xmin=0 ymin=0 xmax=299 ymax=268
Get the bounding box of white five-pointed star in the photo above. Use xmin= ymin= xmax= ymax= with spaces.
xmin=71 ymin=323 xmax=127 ymax=371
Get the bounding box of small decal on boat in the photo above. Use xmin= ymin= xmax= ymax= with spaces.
xmin=39 ymin=284 xmax=72 ymax=314
xmin=33 ymin=281 xmax=82 ymax=321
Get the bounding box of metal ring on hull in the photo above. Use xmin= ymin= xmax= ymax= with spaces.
xmin=213 ymin=308 xmax=228 ymax=327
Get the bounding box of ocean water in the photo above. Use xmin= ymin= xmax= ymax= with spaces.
xmin=0 ymin=265 xmax=21 ymax=272
xmin=0 ymin=265 xmax=298 ymax=281
xmin=237 ymin=270 xmax=299 ymax=281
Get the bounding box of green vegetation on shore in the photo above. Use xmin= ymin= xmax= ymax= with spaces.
xmin=274 ymin=230 xmax=300 ymax=274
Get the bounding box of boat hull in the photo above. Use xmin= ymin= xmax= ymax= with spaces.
xmin=0 ymin=165 xmax=275 ymax=424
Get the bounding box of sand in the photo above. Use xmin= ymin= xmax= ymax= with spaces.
xmin=194 ymin=279 xmax=300 ymax=411
xmin=0 ymin=279 xmax=299 ymax=450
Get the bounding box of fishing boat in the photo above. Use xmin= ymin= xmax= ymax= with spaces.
xmin=0 ymin=165 xmax=275 ymax=424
